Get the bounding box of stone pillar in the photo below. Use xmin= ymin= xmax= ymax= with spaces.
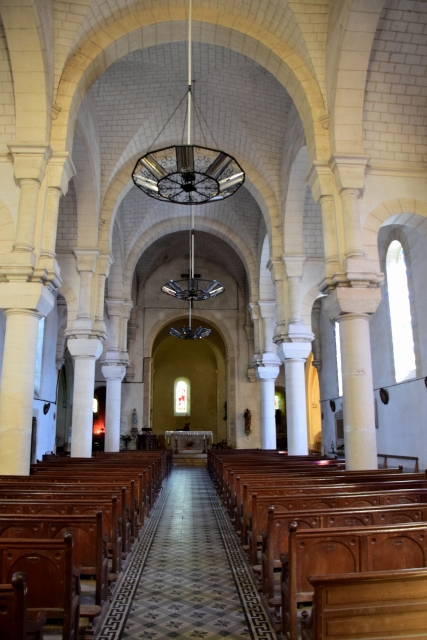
xmin=105 ymin=299 xmax=123 ymax=356
xmin=324 ymin=287 xmax=381 ymax=470
xmin=277 ymin=341 xmax=311 ymax=455
xmin=93 ymin=254 xmax=113 ymax=338
xmin=248 ymin=303 xmax=262 ymax=364
xmin=72 ymin=249 xmax=99 ymax=336
xmin=102 ymin=364 xmax=126 ymax=452
xmin=267 ymin=258 xmax=287 ymax=343
xmin=0 ymin=283 xmax=54 ymax=475
xmin=340 ymin=188 xmax=364 ymax=258
xmin=67 ymin=338 xmax=103 ymax=458
xmin=120 ymin=301 xmax=133 ymax=363
xmin=255 ymin=365 xmax=279 ymax=449
xmin=258 ymin=301 xmax=277 ymax=359
xmin=39 ymin=153 xmax=75 ymax=286
xmin=143 ymin=356 xmax=152 ymax=429
xmin=282 ymin=256 xmax=306 ymax=324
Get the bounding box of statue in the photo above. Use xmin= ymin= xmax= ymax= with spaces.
xmin=130 ymin=408 xmax=138 ymax=439
xmin=244 ymin=408 xmax=251 ymax=434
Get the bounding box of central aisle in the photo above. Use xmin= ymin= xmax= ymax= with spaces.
xmin=99 ymin=467 xmax=277 ymax=640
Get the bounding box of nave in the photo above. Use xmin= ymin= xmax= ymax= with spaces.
xmin=100 ymin=467 xmax=277 ymax=640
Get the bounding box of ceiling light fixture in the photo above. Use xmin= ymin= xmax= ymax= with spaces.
xmin=131 ymin=0 xmax=245 ymax=205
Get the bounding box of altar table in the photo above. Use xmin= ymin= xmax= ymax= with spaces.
xmin=165 ymin=431 xmax=213 ymax=452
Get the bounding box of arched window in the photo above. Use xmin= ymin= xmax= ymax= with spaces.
xmin=386 ymin=240 xmax=416 ymax=383
xmin=174 ymin=378 xmax=190 ymax=416
xmin=335 ymin=322 xmax=343 ymax=397
xmin=34 ymin=317 xmax=45 ymax=396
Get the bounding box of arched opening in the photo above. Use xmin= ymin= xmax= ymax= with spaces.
xmin=306 ymin=352 xmax=322 ymax=453
xmin=274 ymin=387 xmax=287 ymax=450
xmin=92 ymin=386 xmax=106 ymax=452
xmin=386 ymin=240 xmax=416 ymax=383
xmin=151 ymin=320 xmax=227 ymax=443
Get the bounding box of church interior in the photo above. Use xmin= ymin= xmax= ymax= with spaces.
xmin=0 ymin=0 xmax=426 ymax=638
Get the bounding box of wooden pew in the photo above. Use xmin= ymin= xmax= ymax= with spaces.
xmin=0 ymin=572 xmax=46 ymax=640
xmin=0 ymin=534 xmax=81 ymax=640
xmin=0 ymin=496 xmax=122 ymax=575
xmin=301 ymin=568 xmax=427 ymax=640
xmin=0 ymin=512 xmax=108 ymax=608
xmin=261 ymin=502 xmax=427 ymax=622
xmin=247 ymin=486 xmax=427 ymax=565
xmin=281 ymin=521 xmax=427 ymax=640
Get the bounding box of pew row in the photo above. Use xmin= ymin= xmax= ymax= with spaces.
xmin=0 ymin=571 xmax=46 ymax=640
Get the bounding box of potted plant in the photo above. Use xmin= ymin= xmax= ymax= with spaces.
xmin=120 ymin=433 xmax=132 ymax=450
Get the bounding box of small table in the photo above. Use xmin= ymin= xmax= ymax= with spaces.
xmin=137 ymin=434 xmax=157 ymax=451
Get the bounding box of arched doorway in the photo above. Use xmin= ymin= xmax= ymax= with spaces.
xmin=151 ymin=320 xmax=227 ymax=443
xmin=93 ymin=386 xmax=106 ymax=452
xmin=274 ymin=387 xmax=287 ymax=450
xmin=306 ymin=352 xmax=322 ymax=453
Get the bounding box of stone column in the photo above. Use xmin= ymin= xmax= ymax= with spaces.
xmin=0 ymin=283 xmax=54 ymax=475
xmin=67 ymin=338 xmax=103 ymax=458
xmin=248 ymin=303 xmax=262 ymax=364
xmin=93 ymin=254 xmax=113 ymax=338
xmin=39 ymin=153 xmax=75 ymax=286
xmin=255 ymin=365 xmax=279 ymax=449
xmin=102 ymin=364 xmax=126 ymax=452
xmin=120 ymin=301 xmax=133 ymax=363
xmin=282 ymin=256 xmax=306 ymax=325
xmin=105 ymin=299 xmax=123 ymax=356
xmin=72 ymin=249 xmax=99 ymax=335
xmin=277 ymin=341 xmax=311 ymax=455
xmin=324 ymin=287 xmax=381 ymax=470
xmin=143 ymin=356 xmax=152 ymax=429
xmin=258 ymin=301 xmax=277 ymax=359
xmin=340 ymin=188 xmax=364 ymax=258
xmin=267 ymin=258 xmax=287 ymax=343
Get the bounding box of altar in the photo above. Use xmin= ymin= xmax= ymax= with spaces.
xmin=165 ymin=431 xmax=213 ymax=453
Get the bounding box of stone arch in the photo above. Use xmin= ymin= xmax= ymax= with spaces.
xmin=2 ymin=0 xmax=54 ymax=143
xmin=326 ymin=0 xmax=385 ymax=155
xmin=52 ymin=11 xmax=328 ymax=164
xmin=58 ymin=278 xmax=79 ymax=328
xmin=123 ymin=218 xmax=259 ymax=303
xmin=72 ymin=132 xmax=99 ymax=248
xmin=259 ymin=234 xmax=275 ymax=302
xmin=0 ymin=199 xmax=15 ymax=257
xmin=362 ymin=199 xmax=427 ymax=273
xmin=283 ymin=146 xmax=308 ymax=254
xmin=301 ymin=283 xmax=320 ymax=334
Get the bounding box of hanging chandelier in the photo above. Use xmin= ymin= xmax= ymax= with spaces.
xmin=132 ymin=145 xmax=244 ymax=204
xmin=169 ymin=307 xmax=212 ymax=340
xmin=131 ymin=0 xmax=244 ymax=205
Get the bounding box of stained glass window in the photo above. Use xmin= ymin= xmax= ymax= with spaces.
xmin=174 ymin=378 xmax=190 ymax=415
xmin=335 ymin=322 xmax=343 ymax=397
xmin=386 ymin=241 xmax=416 ymax=383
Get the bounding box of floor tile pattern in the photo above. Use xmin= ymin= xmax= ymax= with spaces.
xmin=99 ymin=467 xmax=276 ymax=640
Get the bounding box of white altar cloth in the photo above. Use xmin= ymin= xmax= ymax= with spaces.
xmin=165 ymin=431 xmax=213 ymax=451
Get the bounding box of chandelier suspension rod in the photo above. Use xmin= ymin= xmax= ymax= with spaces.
xmin=187 ymin=0 xmax=193 ymax=146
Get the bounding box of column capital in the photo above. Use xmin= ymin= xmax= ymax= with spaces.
xmin=248 ymin=302 xmax=260 ymax=322
xmin=329 ymin=153 xmax=370 ymax=193
xmin=277 ymin=341 xmax=312 ymax=362
xmin=266 ymin=257 xmax=284 ymax=282
xmin=95 ymin=253 xmax=114 ymax=278
xmin=106 ymin=298 xmax=124 ymax=317
xmin=73 ymin=249 xmax=99 ymax=273
xmin=281 ymin=254 xmax=306 ymax=278
xmin=47 ymin=152 xmax=76 ymax=195
xmin=306 ymin=161 xmax=334 ymax=202
xmin=0 ymin=282 xmax=54 ymax=316
xmin=101 ymin=363 xmax=126 ymax=381
xmin=121 ymin=300 xmax=133 ymax=321
xmin=66 ymin=337 xmax=103 ymax=359
xmin=8 ymin=142 xmax=52 ymax=182
xmin=254 ymin=364 xmax=280 ymax=382
xmin=324 ymin=287 xmax=382 ymax=322
xmin=258 ymin=300 xmax=276 ymax=319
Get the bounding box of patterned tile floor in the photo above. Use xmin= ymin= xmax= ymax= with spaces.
xmin=99 ymin=467 xmax=277 ymax=640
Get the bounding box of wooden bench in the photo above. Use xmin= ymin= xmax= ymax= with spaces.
xmin=301 ymin=568 xmax=427 ymax=640
xmin=0 ymin=496 xmax=122 ymax=575
xmin=0 ymin=512 xmax=108 ymax=608
xmin=281 ymin=521 xmax=427 ymax=640
xmin=247 ymin=487 xmax=427 ymax=565
xmin=0 ymin=572 xmax=46 ymax=640
xmin=0 ymin=533 xmax=81 ymax=640
xmin=261 ymin=502 xmax=427 ymax=627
